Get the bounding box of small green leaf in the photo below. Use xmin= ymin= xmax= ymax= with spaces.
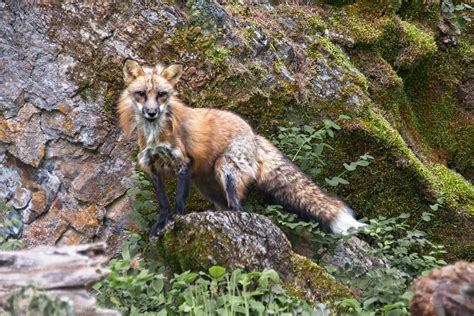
xmin=151 ymin=278 xmax=164 ymax=294
xmin=325 ymin=177 xmax=349 ymax=186
xmin=209 ymin=266 xmax=226 ymax=279
xmin=339 ymin=298 xmax=361 ymax=310
xmin=121 ymin=245 xmax=130 ymax=261
xmin=338 ymin=114 xmax=352 ymax=120
xmin=344 ymin=163 xmax=357 ymax=171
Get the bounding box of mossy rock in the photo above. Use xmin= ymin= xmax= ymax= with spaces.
xmin=331 ymin=4 xmax=436 ymax=69
xmin=353 ymin=0 xmax=402 ymax=14
xmin=315 ymin=110 xmax=474 ymax=261
xmin=42 ymin=1 xmax=472 ymax=262
xmin=157 ymin=211 xmax=352 ymax=305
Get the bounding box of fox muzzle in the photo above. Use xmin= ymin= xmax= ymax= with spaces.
xmin=142 ymin=107 xmax=159 ymax=121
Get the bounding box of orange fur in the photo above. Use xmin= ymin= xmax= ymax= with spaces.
xmin=117 ymin=61 xmax=366 ymax=234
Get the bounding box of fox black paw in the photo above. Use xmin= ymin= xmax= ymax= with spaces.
xmin=149 ymin=217 xmax=176 ymax=240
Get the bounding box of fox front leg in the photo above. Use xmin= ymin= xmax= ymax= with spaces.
xmin=149 ymin=170 xmax=172 ymax=238
xmin=139 ymin=148 xmax=172 ymax=238
xmin=174 ymin=164 xmax=191 ymax=215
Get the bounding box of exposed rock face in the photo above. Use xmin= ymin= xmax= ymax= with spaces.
xmin=0 ymin=1 xmax=472 ymax=261
xmin=0 ymin=2 xmax=135 ymax=250
xmin=158 ymin=211 xmax=352 ymax=305
xmin=321 ymin=236 xmax=388 ymax=272
xmin=0 ymin=1 xmax=367 ymax=250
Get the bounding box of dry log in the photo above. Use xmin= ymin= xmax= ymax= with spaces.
xmin=0 ymin=243 xmax=118 ymax=315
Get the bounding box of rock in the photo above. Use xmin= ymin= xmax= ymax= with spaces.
xmin=9 ymin=187 xmax=32 ymax=210
xmin=0 ymin=166 xmax=21 ymax=201
xmin=56 ymin=227 xmax=85 ymax=246
xmin=22 ymin=195 xmax=106 ymax=247
xmin=0 ymin=243 xmax=118 ymax=316
xmin=0 ymin=2 xmax=134 ymax=249
xmin=158 ymin=211 xmax=352 ymax=305
xmin=321 ymin=236 xmax=388 ymax=272
xmin=410 ymin=261 xmax=474 ymax=316
xmin=23 ymin=189 xmax=48 ymax=224
xmin=457 ymin=62 xmax=474 ymax=113
xmin=4 ymin=104 xmax=47 ymax=167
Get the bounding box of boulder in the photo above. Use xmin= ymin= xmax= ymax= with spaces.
xmin=157 ymin=211 xmax=352 ymax=305
xmin=410 ymin=261 xmax=474 ymax=316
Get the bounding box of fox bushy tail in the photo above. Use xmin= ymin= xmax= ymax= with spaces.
xmin=255 ymin=136 xmax=364 ymax=234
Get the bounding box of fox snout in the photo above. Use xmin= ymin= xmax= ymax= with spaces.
xmin=142 ymin=107 xmax=159 ymax=121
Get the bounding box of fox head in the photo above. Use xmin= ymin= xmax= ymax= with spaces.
xmin=119 ymin=60 xmax=183 ymax=124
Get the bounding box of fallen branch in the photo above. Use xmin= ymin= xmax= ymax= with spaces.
xmin=0 ymin=243 xmax=118 ymax=315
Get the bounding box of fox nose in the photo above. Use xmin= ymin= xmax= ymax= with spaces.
xmin=142 ymin=108 xmax=159 ymax=120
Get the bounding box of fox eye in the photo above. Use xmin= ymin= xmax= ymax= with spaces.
xmin=157 ymin=91 xmax=168 ymax=98
xmin=135 ymin=91 xmax=146 ymax=98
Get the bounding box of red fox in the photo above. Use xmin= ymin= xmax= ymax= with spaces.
xmin=118 ymin=60 xmax=365 ymax=237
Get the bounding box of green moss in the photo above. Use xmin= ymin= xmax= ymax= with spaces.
xmin=274 ymin=6 xmax=328 ymax=37
xmin=331 ymin=5 xmax=436 ymax=71
xmin=309 ymin=36 xmax=368 ymax=91
xmin=156 ymin=217 xmax=220 ymax=272
xmin=353 ymin=0 xmax=402 ymax=14
xmin=400 ymin=39 xmax=473 ymax=179
xmin=351 ymin=51 xmax=404 ymax=121
xmin=395 ymin=21 xmax=437 ymax=68
xmin=206 ymin=45 xmax=230 ymax=72
xmin=429 ymin=164 xmax=474 ymax=216
xmin=287 ymin=253 xmax=352 ymax=306
xmin=315 ymin=110 xmax=473 ymax=261
xmin=307 ymin=15 xmax=327 ymax=33
xmin=349 ymin=15 xmax=387 ymax=46
xmin=398 ymin=1 xmax=440 ymax=29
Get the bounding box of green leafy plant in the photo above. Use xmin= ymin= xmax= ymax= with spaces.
xmin=0 ymin=202 xmax=24 ymax=251
xmin=94 ymin=242 xmax=330 ymax=316
xmin=441 ymin=0 xmax=473 ymax=32
xmin=5 ymin=286 xmax=74 ymax=316
xmin=256 ymin=119 xmax=448 ymax=314
xmin=272 ymin=115 xmax=373 ymax=185
xmin=126 ymin=173 xmax=158 ymax=235
xmin=258 ymin=202 xmax=447 ymax=315
xmin=93 ymin=239 xmax=167 ymax=315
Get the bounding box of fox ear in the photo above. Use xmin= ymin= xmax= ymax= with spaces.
xmin=161 ymin=64 xmax=183 ymax=86
xmin=123 ymin=59 xmax=145 ymax=84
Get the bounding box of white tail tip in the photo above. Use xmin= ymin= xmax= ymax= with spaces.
xmin=330 ymin=207 xmax=366 ymax=234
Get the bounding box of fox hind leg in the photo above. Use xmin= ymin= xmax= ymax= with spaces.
xmin=215 ymin=156 xmax=255 ymax=212
xmin=224 ymin=173 xmax=243 ymax=212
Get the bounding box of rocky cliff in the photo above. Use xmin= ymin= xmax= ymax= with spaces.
xmin=0 ymin=1 xmax=472 ymax=260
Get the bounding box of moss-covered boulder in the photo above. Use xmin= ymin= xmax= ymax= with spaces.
xmin=157 ymin=211 xmax=352 ymax=305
